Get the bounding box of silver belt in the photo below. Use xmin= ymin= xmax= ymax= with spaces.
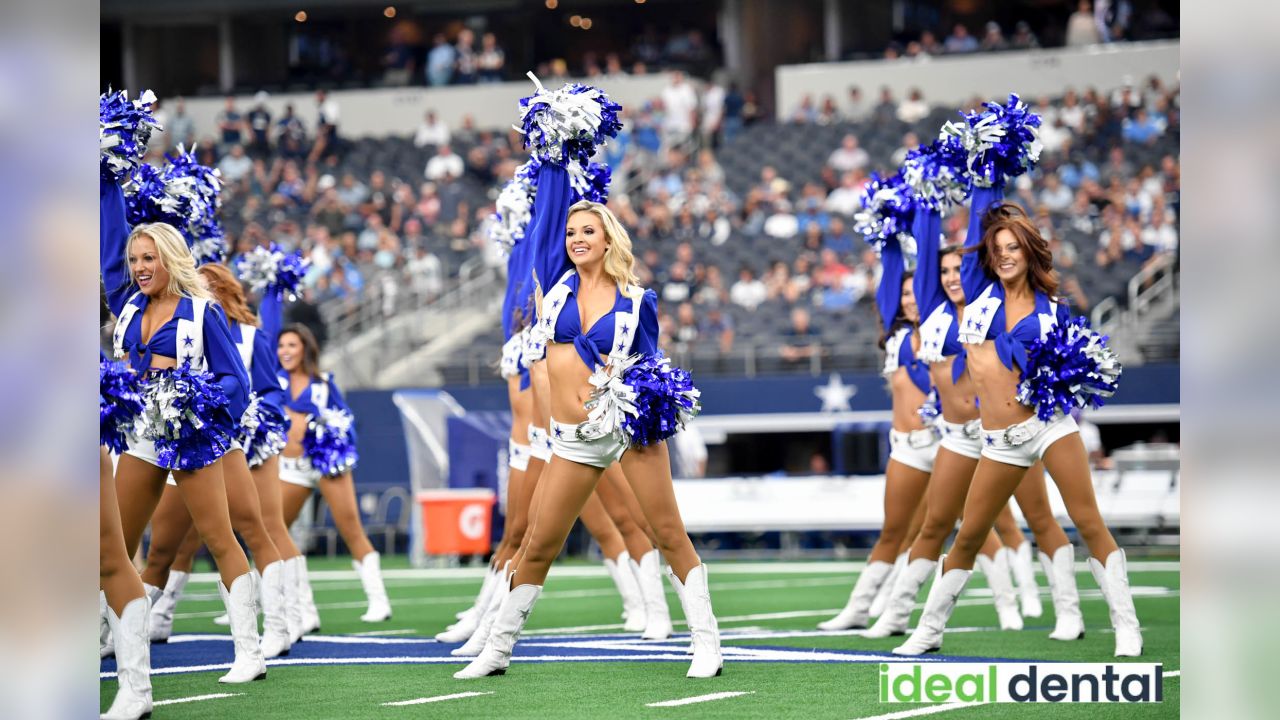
xmin=982 ymin=415 xmax=1049 ymax=449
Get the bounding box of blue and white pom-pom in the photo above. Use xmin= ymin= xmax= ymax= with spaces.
xmin=489 ymin=169 xmax=537 ymax=253
xmin=579 ymin=353 xmax=701 ymax=448
xmin=135 ymin=365 xmax=238 ymax=471
xmin=516 ymin=73 xmax=623 ymax=167
xmin=1017 ymin=317 xmax=1123 ymax=421
xmin=901 ymin=137 xmax=970 ymax=212
xmin=235 ymin=243 xmax=311 ymax=301
xmin=941 ymin=94 xmax=1042 ymax=189
xmin=100 ymin=358 xmax=145 ymax=454
xmin=190 ymin=226 xmax=228 ymax=266
xmin=101 ymin=89 xmax=161 ymax=185
xmin=567 ymin=161 xmax=612 ymax=204
xmin=303 ymin=407 xmax=359 ymax=476
xmin=917 ymin=389 xmax=941 ymax=427
xmin=125 ymin=144 xmax=224 ymax=253
xmin=239 ymin=393 xmax=290 ymax=468
xmin=854 ymin=172 xmax=914 ymax=254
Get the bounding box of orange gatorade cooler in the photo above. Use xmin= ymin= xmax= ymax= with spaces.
xmin=416 ymin=488 xmax=497 ymax=555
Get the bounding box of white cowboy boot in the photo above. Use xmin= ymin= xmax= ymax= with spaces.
xmin=869 ymin=552 xmax=907 ymax=618
xmin=864 ymin=557 xmax=937 ymax=638
xmin=259 ymin=561 xmax=292 ymax=658
xmin=436 ymin=567 xmax=497 ymax=643
xmin=1089 ymin=549 xmax=1143 ymax=657
xmin=633 ymin=550 xmax=673 ymax=640
xmin=281 ymin=556 xmax=304 ymax=644
xmin=99 ymin=591 xmax=114 ymax=659
xmin=453 ymin=563 xmax=510 ymax=657
xmin=977 ymin=550 xmax=1024 ymax=631
xmin=217 ymin=573 xmax=267 ymax=683
xmin=101 ymin=595 xmax=152 ymax=720
xmin=1039 ymin=544 xmax=1085 ymax=641
xmin=211 ymin=569 xmax=249 ymax=626
xmin=605 ymin=551 xmax=648 ymax=633
xmin=670 ymin=565 xmax=722 ymax=678
xmin=297 ymin=556 xmax=321 ymax=635
xmin=818 ymin=560 xmax=894 ymax=630
xmin=354 ymin=551 xmax=392 ymax=622
xmin=1008 ymin=543 xmax=1043 ymax=617
xmin=453 ymin=584 xmax=542 ymax=679
xmin=893 ymin=562 xmax=972 ymax=656
xmin=149 ymin=570 xmax=189 ymax=643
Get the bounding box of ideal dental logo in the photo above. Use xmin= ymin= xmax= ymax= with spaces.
xmin=879 ymin=663 xmax=1165 ymax=703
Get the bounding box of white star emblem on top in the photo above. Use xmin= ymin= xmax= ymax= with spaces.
xmin=814 ymin=373 xmax=857 ymax=413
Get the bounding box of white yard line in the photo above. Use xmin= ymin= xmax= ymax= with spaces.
xmin=855 ymin=703 xmax=990 ymax=720
xmin=152 ymin=693 xmax=243 ymax=707
xmin=382 ymin=691 xmax=494 ymax=706
xmin=351 ymin=628 xmax=418 ymax=637
xmin=646 ymin=691 xmax=755 ymax=708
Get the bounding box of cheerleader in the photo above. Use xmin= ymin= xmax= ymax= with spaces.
xmin=894 ymin=200 xmax=1140 ymax=657
xmin=100 ymin=360 xmax=151 ymax=720
xmin=276 ymin=323 xmax=392 ymax=625
xmin=865 ymin=209 xmax=1079 ymax=641
xmin=101 ymin=176 xmax=266 ymax=683
xmin=140 ymin=263 xmax=300 ymax=657
xmin=820 ymin=236 xmax=934 ymax=632
xmin=454 ymin=164 xmax=721 ymax=679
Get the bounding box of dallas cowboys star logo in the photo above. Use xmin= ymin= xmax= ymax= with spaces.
xmin=553 ymin=427 xmax=563 ymax=438
xmin=814 ymin=373 xmax=857 ymax=413
xmin=985 ymin=435 xmax=995 ymax=446
xmin=183 ymin=335 xmax=194 ymax=347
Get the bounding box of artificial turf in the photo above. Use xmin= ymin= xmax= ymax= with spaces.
xmin=101 ymin=556 xmax=1180 ymax=719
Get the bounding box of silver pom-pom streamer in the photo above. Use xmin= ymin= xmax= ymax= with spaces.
xmin=853 ymin=172 xmax=914 ymax=255
xmin=901 ymin=137 xmax=970 ymax=212
xmin=1016 ymin=316 xmax=1123 ymax=421
xmin=515 ymin=72 xmax=623 ymax=167
xmin=940 ymin=93 xmax=1042 ymax=189
xmin=489 ymin=171 xmax=536 ymax=254
xmin=134 ymin=365 xmax=238 ymax=471
xmin=576 ymin=353 xmax=702 ymax=448
xmin=303 ymin=406 xmax=359 ymax=476
xmin=235 ymin=242 xmax=311 ymax=301
xmin=101 ymin=89 xmax=161 ymax=184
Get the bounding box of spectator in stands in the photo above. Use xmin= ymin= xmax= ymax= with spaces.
xmin=791 ymin=94 xmax=818 ymax=125
xmin=891 ymin=131 xmax=920 ymax=167
xmin=701 ymin=304 xmax=735 ymax=355
xmin=896 ymin=88 xmax=929 ymax=124
xmin=721 ymin=82 xmax=746 ymax=143
xmin=310 ymin=90 xmax=341 ymax=162
xmin=1122 ymin=108 xmax=1163 ymax=144
xmin=730 ymin=266 xmax=767 ymax=311
xmin=660 ymin=71 xmax=699 ymax=149
xmin=166 ymin=97 xmax=195 ymax=151
xmin=1039 ymin=173 xmax=1074 ymax=213
xmin=780 ymin=307 xmax=821 ymax=366
xmin=844 ymin=86 xmax=869 ymax=123
xmin=918 ymin=30 xmax=943 ymax=56
xmin=1010 ymin=21 xmax=1040 ymax=50
xmin=454 ymin=29 xmax=478 ymax=84
xmin=764 ymin=199 xmax=800 ymax=240
xmin=797 ymin=197 xmax=831 ymax=235
xmin=701 ymin=79 xmax=726 ymax=146
xmin=980 ymin=22 xmax=1009 ymax=52
xmin=944 ymin=24 xmax=979 ymax=54
xmin=1066 ymin=1 xmax=1102 ymax=46
xmin=218 ymin=144 xmax=254 ymax=187
xmin=426 ymin=33 xmax=455 ymax=86
xmin=673 ymin=302 xmax=701 ymax=352
xmin=871 ymin=86 xmax=898 ymax=127
xmin=424 ymin=144 xmax=464 ymax=182
xmin=669 ymin=425 xmax=709 ymax=478
xmin=817 ymin=96 xmax=840 ymax=125
xmin=1101 ymin=146 xmax=1135 ymax=184
xmin=828 ymin=134 xmax=870 ymax=174
xmin=825 ymin=171 xmax=865 ymax=217
xmin=1058 ymin=89 xmax=1086 ymax=133
xmin=246 ymin=92 xmax=273 ymax=158
xmin=215 ymin=95 xmax=244 ymax=153
xmin=1058 ymin=146 xmax=1100 ymax=189
xmin=477 ymin=32 xmax=505 ymax=83
xmin=662 ymin=262 xmax=693 ymax=304
xmin=824 ymin=217 xmax=857 ymax=256
xmin=786 ymin=256 xmax=814 ymax=304
xmin=274 ymin=103 xmax=307 ymax=159
xmin=414 ymin=110 xmax=451 ymax=148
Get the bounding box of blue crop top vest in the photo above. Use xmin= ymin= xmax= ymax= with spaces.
xmin=527 ymin=163 xmax=660 ymax=370
xmin=956 ymin=186 xmax=1071 ymax=372
xmin=101 ymin=178 xmax=250 ymax=419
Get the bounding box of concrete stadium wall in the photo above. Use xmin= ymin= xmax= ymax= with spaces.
xmin=775 ymin=40 xmax=1179 ymax=122
xmin=176 ymin=73 xmax=675 ymax=139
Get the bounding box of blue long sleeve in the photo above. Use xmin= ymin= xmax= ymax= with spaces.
xmin=204 ymin=305 xmax=251 ymax=420
xmin=961 ymin=185 xmax=1004 ymax=301
xmin=259 ymin=292 xmax=283 ymax=355
xmin=635 ymin=290 xmax=660 ymax=356
xmin=912 ymin=208 xmax=946 ymax=314
xmin=876 ymin=234 xmax=906 ymax=333
xmin=100 ymin=178 xmax=135 ymax=316
xmin=529 ymin=163 xmax=574 ymax=300
xmin=250 ymin=328 xmax=285 ymax=414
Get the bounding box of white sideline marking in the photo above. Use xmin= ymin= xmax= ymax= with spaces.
xmin=646 ymin=691 xmax=755 ymax=707
xmin=153 ymin=693 xmax=243 ymax=706
xmin=183 ymin=560 xmax=1181 ymax=585
xmin=352 ymin=628 xmax=418 ymax=637
xmin=382 ymin=691 xmax=494 ymax=706
xmin=855 ymin=702 xmax=988 ymax=720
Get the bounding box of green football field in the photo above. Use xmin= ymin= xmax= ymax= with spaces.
xmin=101 ymin=554 xmax=1179 ymax=719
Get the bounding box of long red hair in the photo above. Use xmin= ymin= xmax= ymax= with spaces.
xmin=966 ymin=201 xmax=1059 ymax=297
xmin=198 ymin=263 xmax=259 ymax=327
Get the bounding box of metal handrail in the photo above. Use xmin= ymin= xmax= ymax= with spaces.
xmin=1128 ymin=254 xmax=1177 ymax=318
